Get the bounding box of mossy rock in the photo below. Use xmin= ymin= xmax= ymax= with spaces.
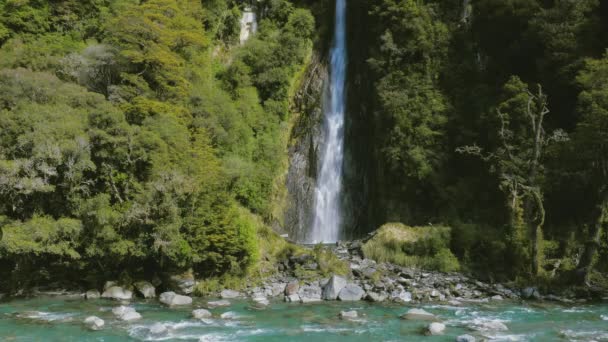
xmin=362 ymin=223 xmax=460 ymax=272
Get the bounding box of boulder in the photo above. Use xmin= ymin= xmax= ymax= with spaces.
xmin=491 ymin=295 xmax=503 ymax=301
xmin=391 ymin=290 xmax=412 ymax=303
xmin=169 ymin=273 xmax=196 ymax=295
xmin=112 ymin=306 xmax=141 ymax=321
xmin=83 ymin=316 xmax=104 ymax=330
xmin=134 ymin=281 xmax=156 ymax=299
xmin=427 ymin=322 xmax=446 ymax=335
xmin=400 ymin=308 xmax=436 ymax=321
xmin=338 ymin=284 xmax=365 ymax=301
xmin=220 ymin=311 xmax=238 ymax=319
xmin=85 ymin=290 xmax=100 ymax=300
xmin=149 ymin=323 xmax=168 ymax=336
xmin=159 ymin=291 xmax=192 ymax=306
xmin=456 ymin=334 xmax=476 ymax=342
xmin=285 ymin=281 xmax=300 ymax=296
xmin=366 ymin=291 xmax=387 ymax=302
xmin=206 ymin=300 xmax=231 ymax=309
xmin=298 ymin=284 xmax=322 ymax=303
xmin=522 ymin=287 xmax=541 ymax=300
xmin=269 ymin=283 xmax=286 ymax=297
xmin=220 ymin=289 xmax=241 ymax=299
xmin=285 ymin=294 xmax=300 ymax=302
xmin=322 ymin=275 xmax=347 ymax=300
xmin=103 ymin=281 xmax=117 ymax=290
xmin=339 ymin=310 xmax=358 ymax=320
xmin=252 ymin=296 xmax=270 ymax=307
xmin=192 ymin=309 xmax=212 ymax=319
xmin=101 ymin=286 xmax=132 ymax=300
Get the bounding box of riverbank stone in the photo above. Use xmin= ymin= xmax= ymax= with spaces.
xmin=322 ymin=275 xmax=347 ymax=300
xmin=220 ymin=289 xmax=241 ymax=299
xmin=112 ymin=306 xmax=141 ymax=321
xmin=338 ymin=284 xmax=365 ymax=301
xmin=159 ymin=291 xmax=192 ymax=306
xmin=101 ymin=286 xmax=132 ymax=300
xmin=85 ymin=290 xmax=100 ymax=300
xmin=134 ymin=281 xmax=156 ymax=299
xmin=456 ymin=334 xmax=476 ymax=342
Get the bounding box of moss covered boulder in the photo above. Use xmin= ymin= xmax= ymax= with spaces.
xmin=362 ymin=223 xmax=460 ymax=272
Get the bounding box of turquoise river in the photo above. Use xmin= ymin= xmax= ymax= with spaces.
xmin=0 ymin=296 xmax=607 ymax=341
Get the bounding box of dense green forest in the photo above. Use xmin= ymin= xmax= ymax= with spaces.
xmin=1 ymin=0 xmax=608 ymax=293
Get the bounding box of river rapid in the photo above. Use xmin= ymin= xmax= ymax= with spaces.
xmin=1 ymin=296 xmax=607 ymax=341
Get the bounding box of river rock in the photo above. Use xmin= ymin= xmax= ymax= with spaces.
xmin=338 ymin=284 xmax=365 ymax=301
xmin=149 ymin=323 xmax=168 ymax=336
xmin=456 ymin=334 xmax=476 ymax=342
xmin=112 ymin=306 xmax=141 ymax=321
xmin=83 ymin=316 xmax=104 ymax=330
xmin=427 ymin=322 xmax=446 ymax=335
xmin=206 ymin=299 xmax=231 ymax=308
xmin=322 ymin=275 xmax=347 ymax=300
xmin=103 ymin=281 xmax=117 ymax=290
xmin=159 ymin=291 xmax=192 ymax=306
xmin=491 ymin=295 xmax=503 ymax=301
xmin=192 ymin=309 xmax=212 ymax=319
xmin=469 ymin=320 xmax=508 ymax=332
xmin=252 ymin=296 xmax=270 ymax=307
xmin=366 ymin=291 xmax=387 ymax=302
xmin=85 ymin=290 xmax=100 ymax=300
xmin=339 ymin=310 xmax=358 ymax=319
xmin=285 ymin=294 xmax=300 ymax=302
xmin=285 ymin=281 xmax=300 ymax=296
xmin=401 ymin=308 xmax=436 ymax=321
xmin=522 ymin=287 xmax=541 ymax=300
xmin=391 ymin=289 xmax=412 ymax=303
xmin=220 ymin=311 xmax=238 ymax=319
xmin=220 ymin=289 xmax=241 ymax=299
xmin=134 ymin=281 xmax=156 ymax=299
xmin=269 ymin=283 xmax=286 ymax=297
xmin=299 ymin=284 xmax=322 ymax=303
xmin=101 ymin=286 xmax=132 ymax=300
xmin=169 ymin=273 xmax=196 ymax=295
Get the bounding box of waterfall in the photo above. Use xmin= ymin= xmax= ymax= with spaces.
xmin=310 ymin=0 xmax=347 ymax=243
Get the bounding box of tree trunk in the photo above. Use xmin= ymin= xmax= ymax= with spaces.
xmin=575 ymin=196 xmax=608 ymax=285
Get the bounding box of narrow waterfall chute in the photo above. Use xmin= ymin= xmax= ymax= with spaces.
xmin=310 ymin=0 xmax=347 ymax=243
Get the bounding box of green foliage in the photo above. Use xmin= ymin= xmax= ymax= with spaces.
xmin=362 ymin=223 xmax=460 ymax=272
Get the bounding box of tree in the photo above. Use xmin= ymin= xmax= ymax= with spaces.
xmin=572 ymin=53 xmax=608 ymax=284
xmin=457 ymin=76 xmax=567 ymax=277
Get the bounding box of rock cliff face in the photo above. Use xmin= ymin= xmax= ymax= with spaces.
xmin=282 ymin=54 xmax=328 ymax=242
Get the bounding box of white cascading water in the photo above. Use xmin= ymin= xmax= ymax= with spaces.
xmin=310 ymin=0 xmax=347 ymax=243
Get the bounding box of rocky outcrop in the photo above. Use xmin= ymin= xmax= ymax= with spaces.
xmin=83 ymin=316 xmax=104 ymax=330
xmin=282 ymin=54 xmax=328 ymax=242
xmin=159 ymin=291 xmax=192 ymax=306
